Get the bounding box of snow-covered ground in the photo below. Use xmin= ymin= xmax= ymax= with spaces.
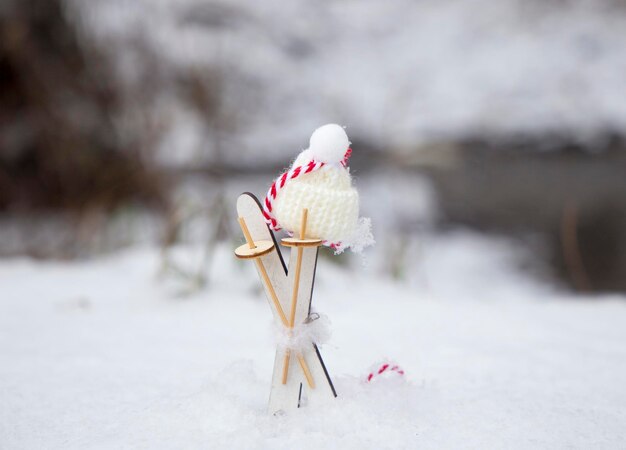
xmin=1 ymin=234 xmax=625 ymax=449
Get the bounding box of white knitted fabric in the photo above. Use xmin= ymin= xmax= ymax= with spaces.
xmin=273 ymin=150 xmax=359 ymax=245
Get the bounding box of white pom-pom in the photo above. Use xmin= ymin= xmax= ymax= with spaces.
xmin=308 ymin=124 xmax=350 ymax=164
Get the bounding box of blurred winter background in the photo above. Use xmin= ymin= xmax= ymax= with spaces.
xmin=2 ymin=0 xmax=626 ymax=448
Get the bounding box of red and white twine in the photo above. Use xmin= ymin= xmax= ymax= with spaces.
xmin=262 ymin=148 xmax=352 ymax=248
xmin=366 ymin=363 xmax=405 ymax=382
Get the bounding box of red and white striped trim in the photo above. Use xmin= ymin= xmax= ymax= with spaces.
xmin=262 ymin=148 xmax=352 ymax=249
xmin=366 ymin=362 xmax=405 ymax=382
xmin=262 ymin=159 xmax=326 ymax=231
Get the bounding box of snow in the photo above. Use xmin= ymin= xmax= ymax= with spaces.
xmin=1 ymin=233 xmax=625 ymax=449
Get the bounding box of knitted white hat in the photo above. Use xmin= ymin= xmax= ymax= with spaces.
xmin=263 ymin=124 xmax=374 ymax=254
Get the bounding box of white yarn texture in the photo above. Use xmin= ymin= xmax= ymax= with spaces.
xmin=273 ymin=314 xmax=332 ymax=353
xmin=273 ymin=150 xmax=374 ymax=253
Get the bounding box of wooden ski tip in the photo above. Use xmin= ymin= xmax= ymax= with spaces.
xmin=281 ymin=237 xmax=323 ymax=248
xmin=234 ymin=240 xmax=275 ymax=259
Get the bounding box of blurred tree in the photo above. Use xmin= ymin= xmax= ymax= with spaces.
xmin=0 ymin=0 xmax=166 ymax=214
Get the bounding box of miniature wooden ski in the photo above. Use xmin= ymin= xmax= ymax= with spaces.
xmin=235 ymin=192 xmax=336 ymax=415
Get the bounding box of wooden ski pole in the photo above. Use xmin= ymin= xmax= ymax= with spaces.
xmin=237 ymin=217 xmax=288 ymax=326
xmin=282 ymin=209 xmax=315 ymax=389
xmin=236 ymin=216 xmax=314 ymax=387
